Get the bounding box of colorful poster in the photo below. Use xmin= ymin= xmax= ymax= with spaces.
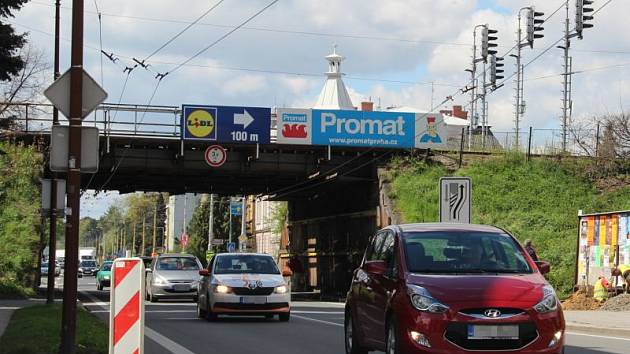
xmin=625 ymin=245 xmax=630 ymax=266
xmin=599 ymin=216 xmax=607 ymax=247
xmin=594 ymin=217 xmax=600 ymax=246
xmin=606 ymin=216 xmax=613 ymax=245
xmin=594 ymin=246 xmax=602 ymax=267
xmin=587 ymin=216 xmax=595 ymax=246
xmin=612 ymin=214 xmax=619 ymax=246
xmin=621 ymin=214 xmax=629 ymax=245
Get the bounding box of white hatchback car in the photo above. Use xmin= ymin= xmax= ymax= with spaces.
xmin=197 ymin=253 xmax=291 ymax=321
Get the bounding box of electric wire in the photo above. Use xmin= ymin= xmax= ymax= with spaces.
xmin=168 ymin=0 xmax=281 ymax=75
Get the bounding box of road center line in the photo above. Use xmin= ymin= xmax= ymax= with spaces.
xmin=293 ymin=314 xmax=343 ymax=327
xmin=566 ymin=331 xmax=630 ymax=342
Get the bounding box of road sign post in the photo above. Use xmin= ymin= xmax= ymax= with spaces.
xmin=439 ymin=177 xmax=472 ymax=223
xmin=109 ymin=258 xmax=145 ymax=354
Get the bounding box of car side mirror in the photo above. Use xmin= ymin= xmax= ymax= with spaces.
xmin=365 ymin=261 xmax=388 ymax=275
xmin=535 ymin=261 xmax=551 ymax=275
xmin=199 ymin=269 xmax=210 ymax=276
xmin=282 ymin=269 xmax=293 ymax=277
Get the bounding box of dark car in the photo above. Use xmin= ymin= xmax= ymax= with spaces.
xmin=79 ymin=260 xmax=99 ymax=276
xmin=344 ymin=223 xmax=565 ymax=354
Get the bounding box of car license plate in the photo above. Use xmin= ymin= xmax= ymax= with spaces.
xmin=173 ymin=284 xmax=190 ymax=292
xmin=240 ymin=296 xmax=266 ymax=305
xmin=467 ymin=325 xmax=519 ymax=340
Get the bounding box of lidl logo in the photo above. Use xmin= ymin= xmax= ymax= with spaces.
xmin=186 ymin=108 xmax=217 ymax=139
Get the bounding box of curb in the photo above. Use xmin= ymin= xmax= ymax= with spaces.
xmin=566 ymin=324 xmax=630 ymax=338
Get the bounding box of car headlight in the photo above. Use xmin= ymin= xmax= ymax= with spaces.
xmin=534 ymin=285 xmax=559 ymax=313
xmin=407 ymin=284 xmax=449 ymax=313
xmin=274 ymin=285 xmax=288 ymax=294
xmin=153 ymin=275 xmax=168 ymax=285
xmin=213 ymin=284 xmax=232 ymax=294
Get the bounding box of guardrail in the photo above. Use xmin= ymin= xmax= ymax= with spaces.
xmin=1 ymin=102 xmax=599 ymax=157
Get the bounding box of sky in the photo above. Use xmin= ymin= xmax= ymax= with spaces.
xmin=9 ymin=0 xmax=628 ymax=218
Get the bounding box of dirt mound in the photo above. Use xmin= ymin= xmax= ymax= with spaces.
xmin=600 ymin=293 xmax=630 ymax=311
xmin=561 ymin=290 xmax=603 ymax=311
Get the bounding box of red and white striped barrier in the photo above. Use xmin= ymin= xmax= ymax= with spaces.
xmin=109 ymin=258 xmax=145 ymax=354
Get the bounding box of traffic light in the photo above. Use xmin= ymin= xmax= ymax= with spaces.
xmin=527 ymin=8 xmax=545 ymax=48
xmin=576 ymin=0 xmax=595 ymax=40
xmin=481 ymin=27 xmax=499 ymax=62
xmin=490 ymin=55 xmax=504 ymax=87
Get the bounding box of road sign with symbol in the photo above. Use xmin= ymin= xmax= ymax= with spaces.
xmin=44 ymin=68 xmax=107 ymax=119
xmin=182 ymin=104 xmax=270 ymax=144
xmin=439 ymin=177 xmax=471 ymax=223
xmin=204 ymin=145 xmax=227 ymax=167
xmin=227 ymin=242 xmax=236 ymax=253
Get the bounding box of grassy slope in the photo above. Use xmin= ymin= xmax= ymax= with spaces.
xmin=390 ymin=154 xmax=630 ymax=297
xmin=0 ymin=304 xmax=108 ymax=354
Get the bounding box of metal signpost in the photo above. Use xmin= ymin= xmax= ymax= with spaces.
xmin=439 ymin=177 xmax=472 ymax=224
xmin=181 ymin=104 xmax=271 ymax=144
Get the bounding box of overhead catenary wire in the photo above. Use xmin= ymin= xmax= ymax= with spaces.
xmin=142 ymin=0 xmax=225 ymax=62
xmin=168 ymin=0 xmax=281 ymax=75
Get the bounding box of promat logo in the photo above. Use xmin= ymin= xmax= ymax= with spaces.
xmin=282 ymin=124 xmax=307 ymax=138
xmin=319 ymin=112 xmax=406 ymax=136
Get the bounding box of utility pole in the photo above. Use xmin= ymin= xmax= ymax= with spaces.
xmin=240 ymin=196 xmax=247 ymax=251
xmin=480 ymin=59 xmax=488 ymax=150
xmin=141 ymin=214 xmax=146 ymax=256
xmin=513 ymin=11 xmax=524 ymax=149
xmin=208 ymin=194 xmax=214 ymax=251
xmin=47 ymin=0 xmax=62 ymax=306
xmin=468 ymin=31 xmax=477 ymax=151
xmin=59 ymin=0 xmax=83 ymax=352
xmin=152 ymin=200 xmax=157 ymax=255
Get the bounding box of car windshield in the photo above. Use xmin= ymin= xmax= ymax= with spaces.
xmin=101 ymin=263 xmax=112 ymax=271
xmin=81 ymin=261 xmax=97 ymax=267
xmin=214 ymin=255 xmax=280 ymax=275
xmin=403 ymin=231 xmax=532 ymax=274
xmin=157 ymin=257 xmax=199 ymax=271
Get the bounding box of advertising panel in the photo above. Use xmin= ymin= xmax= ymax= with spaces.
xmin=312 ymin=109 xmax=415 ymax=148
xmin=576 ymin=210 xmax=630 ymax=287
xmin=275 ymin=108 xmax=312 ymax=145
xmin=182 ymin=104 xmax=271 ymax=144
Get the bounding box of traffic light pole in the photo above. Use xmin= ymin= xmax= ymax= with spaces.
xmin=561 ymin=0 xmax=571 ymax=153
xmin=59 ymin=0 xmax=84 ymax=353
xmin=468 ymin=31 xmax=477 ymax=152
xmin=208 ymin=194 xmax=214 ymax=251
xmin=514 ymin=12 xmax=523 ymax=150
xmin=481 ymin=60 xmax=488 ymax=150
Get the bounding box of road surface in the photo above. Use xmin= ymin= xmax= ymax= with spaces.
xmin=41 ymin=275 xmax=630 ymax=354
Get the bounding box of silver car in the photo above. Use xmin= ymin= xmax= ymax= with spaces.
xmin=145 ymin=253 xmax=202 ymax=302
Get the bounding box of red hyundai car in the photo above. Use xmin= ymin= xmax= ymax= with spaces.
xmin=344 ymin=223 xmax=565 ymax=354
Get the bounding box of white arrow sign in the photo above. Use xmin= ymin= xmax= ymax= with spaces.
xmin=234 ymin=110 xmax=254 ymax=129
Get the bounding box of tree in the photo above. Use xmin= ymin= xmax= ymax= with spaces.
xmin=187 ymin=197 xmax=210 ymax=266
xmin=0 ymin=45 xmax=50 ymax=130
xmin=0 ymin=0 xmax=29 ymax=81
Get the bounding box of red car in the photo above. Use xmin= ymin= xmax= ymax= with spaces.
xmin=344 ymin=223 xmax=565 ymax=354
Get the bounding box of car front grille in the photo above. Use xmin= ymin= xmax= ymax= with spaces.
xmin=232 ymin=287 xmax=275 ymax=296
xmin=444 ymin=322 xmax=538 ymax=351
xmin=214 ymin=302 xmax=289 ymax=310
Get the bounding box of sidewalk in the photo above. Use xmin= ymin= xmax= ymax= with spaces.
xmin=564 ymin=310 xmax=630 ymax=338
xmin=0 ymin=299 xmax=47 ymax=338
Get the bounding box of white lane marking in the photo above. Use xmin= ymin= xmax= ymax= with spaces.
xmin=83 ymin=302 xmax=110 ymax=307
xmin=292 ymin=311 xmax=344 ymax=314
xmin=292 ymin=314 xmax=343 ymax=327
xmin=566 ymin=331 xmax=630 ymax=342
xmin=80 ymin=291 xmax=197 ymax=354
xmin=0 ymin=307 xmax=21 ymax=310
xmin=144 ymin=327 xmax=197 ymax=354
xmin=292 ymin=302 xmax=345 ymax=308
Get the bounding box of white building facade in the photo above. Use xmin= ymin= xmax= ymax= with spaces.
xmin=165 ymin=193 xmax=201 ymax=252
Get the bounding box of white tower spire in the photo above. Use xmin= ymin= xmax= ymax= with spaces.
xmin=313 ymin=46 xmax=354 ymax=110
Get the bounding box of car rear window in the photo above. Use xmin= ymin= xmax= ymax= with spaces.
xmin=157 ymin=257 xmax=200 ymax=270
xmin=101 ymin=263 xmax=112 ymax=271
xmin=214 ymin=255 xmax=280 ymax=275
xmin=403 ymin=231 xmax=532 ymax=274
xmin=81 ymin=261 xmax=97 ymax=267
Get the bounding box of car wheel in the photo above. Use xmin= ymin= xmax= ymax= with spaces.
xmin=386 ymin=317 xmax=400 ymax=354
xmin=279 ymin=312 xmax=290 ymax=322
xmin=197 ymin=297 xmax=207 ymax=319
xmin=345 ymin=310 xmax=368 ymax=354
xmin=205 ymin=300 xmax=217 ymax=322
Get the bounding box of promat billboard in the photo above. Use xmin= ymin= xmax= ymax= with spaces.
xmin=275 ymin=108 xmax=449 ymax=149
